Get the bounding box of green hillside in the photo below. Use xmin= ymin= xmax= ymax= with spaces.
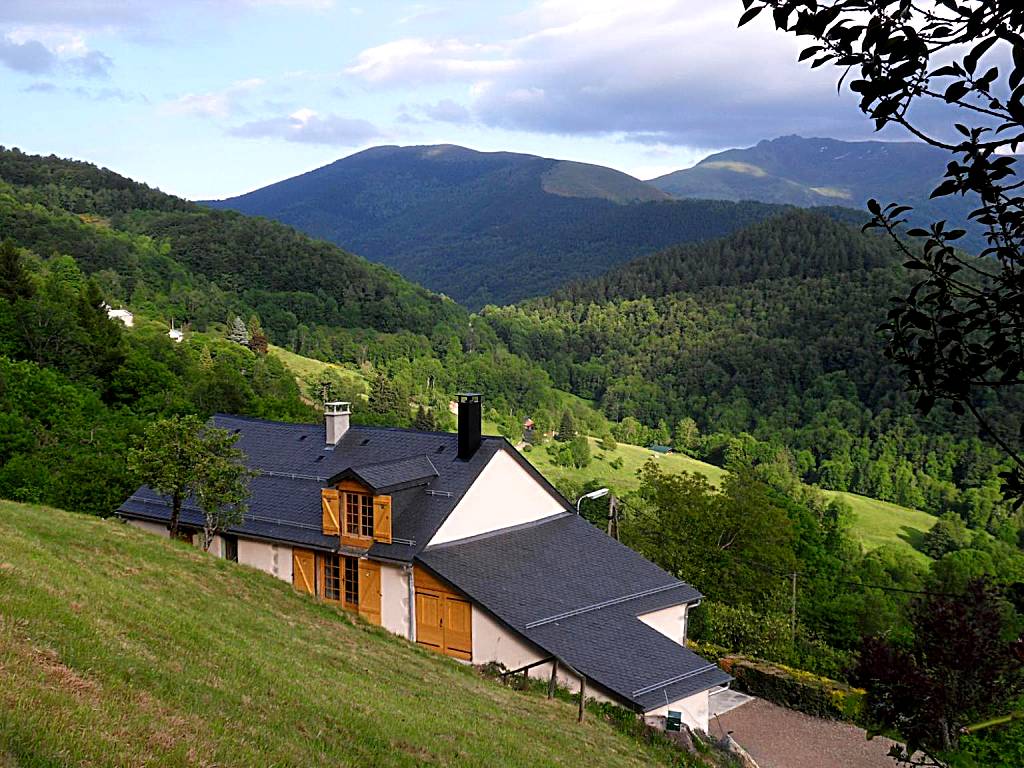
xmin=523 ymin=436 xmax=935 ymax=561
xmin=0 ymin=500 xmax=705 ymax=768
xmin=486 ymin=209 xmax=1018 ymax=538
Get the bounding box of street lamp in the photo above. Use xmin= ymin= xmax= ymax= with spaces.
xmin=576 ymin=487 xmax=609 ymax=514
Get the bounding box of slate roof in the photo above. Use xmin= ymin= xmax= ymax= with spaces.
xmin=117 ymin=414 xmax=555 ymax=561
xmin=418 ymin=513 xmax=731 ymax=712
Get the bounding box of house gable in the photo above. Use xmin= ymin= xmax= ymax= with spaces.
xmin=428 ymin=448 xmax=566 ymax=546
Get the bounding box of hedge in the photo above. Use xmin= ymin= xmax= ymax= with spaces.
xmin=720 ymin=655 xmax=865 ymax=722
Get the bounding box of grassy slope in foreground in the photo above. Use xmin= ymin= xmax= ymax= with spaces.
xmin=0 ymin=500 xmax=684 ymax=768
xmin=523 ymin=438 xmax=936 ymax=560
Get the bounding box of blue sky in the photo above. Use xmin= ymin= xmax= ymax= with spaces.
xmin=0 ymin=1 xmax=886 ymax=200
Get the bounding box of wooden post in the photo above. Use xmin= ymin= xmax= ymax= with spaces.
xmin=577 ymin=675 xmax=587 ymax=723
xmin=548 ymin=660 xmax=558 ymax=699
xmin=607 ymin=495 xmax=619 ymax=540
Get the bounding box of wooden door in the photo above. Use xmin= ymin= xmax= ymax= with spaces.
xmin=416 ymin=591 xmax=444 ymax=651
xmin=444 ymin=597 xmax=472 ymax=660
xmin=358 ymin=560 xmax=382 ymax=626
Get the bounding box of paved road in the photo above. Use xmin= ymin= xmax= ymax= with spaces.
xmin=713 ymin=698 xmax=898 ymax=768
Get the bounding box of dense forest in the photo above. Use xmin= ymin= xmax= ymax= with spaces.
xmin=484 ymin=210 xmax=1022 ymax=533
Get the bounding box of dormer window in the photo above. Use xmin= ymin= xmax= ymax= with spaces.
xmin=346 ymin=491 xmax=374 ymax=539
xmin=322 ymin=480 xmax=392 ymax=546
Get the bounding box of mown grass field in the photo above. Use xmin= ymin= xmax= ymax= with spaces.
xmin=523 ymin=437 xmax=935 ymax=560
xmin=821 ymin=490 xmax=937 ymax=563
xmin=0 ymin=500 xmax=696 ymax=768
xmin=268 ymin=343 xmax=368 ymax=394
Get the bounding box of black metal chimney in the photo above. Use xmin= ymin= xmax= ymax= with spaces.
xmin=456 ymin=393 xmax=482 ymax=460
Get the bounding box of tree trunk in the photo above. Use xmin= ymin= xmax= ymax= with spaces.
xmin=169 ymin=492 xmax=182 ymax=538
xmin=201 ymin=524 xmax=215 ymax=552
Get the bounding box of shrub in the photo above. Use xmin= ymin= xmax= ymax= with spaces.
xmin=922 ymin=512 xmax=971 ymax=558
xmin=722 ymin=656 xmax=865 ymax=722
xmin=689 ymin=600 xmax=791 ymax=661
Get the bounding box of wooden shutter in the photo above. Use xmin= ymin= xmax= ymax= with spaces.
xmin=321 ymin=488 xmax=340 ymax=536
xmin=292 ymin=548 xmax=315 ymax=594
xmin=358 ymin=560 xmax=382 ymax=626
xmin=372 ymin=495 xmax=392 ymax=544
xmin=444 ymin=597 xmax=473 ymax=660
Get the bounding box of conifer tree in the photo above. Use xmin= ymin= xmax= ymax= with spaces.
xmin=227 ymin=316 xmax=248 ymax=345
xmin=413 ymin=405 xmax=436 ymax=431
xmin=369 ymin=372 xmax=401 ymax=416
xmin=556 ymin=410 xmax=575 ymax=442
xmin=246 ymin=315 xmax=268 ymax=355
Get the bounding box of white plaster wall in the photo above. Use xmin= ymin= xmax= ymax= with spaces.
xmin=198 ymin=534 xmax=225 ymax=558
xmin=429 ymin=450 xmax=565 ymax=545
xmin=644 ymin=690 xmax=710 ymax=734
xmin=381 ymin=562 xmax=411 ymax=639
xmin=237 ymin=539 xmax=293 ymax=583
xmin=473 ymin=606 xmax=544 ymax=671
xmin=471 ymin=607 xmax=616 ymax=703
xmin=128 ymin=519 xmax=169 ymax=537
xmin=638 ymin=603 xmax=689 ymax=646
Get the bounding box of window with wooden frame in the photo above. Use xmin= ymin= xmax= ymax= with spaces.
xmin=322 ymin=553 xmax=342 ymax=602
xmin=344 ymin=557 xmax=359 ymax=606
xmin=345 ymin=491 xmax=373 ymax=539
xmin=317 ymin=552 xmax=359 ymax=609
xmin=330 ymin=480 xmax=392 ymax=547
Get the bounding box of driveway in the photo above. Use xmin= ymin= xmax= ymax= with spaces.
xmin=712 ymin=698 xmax=898 ymax=768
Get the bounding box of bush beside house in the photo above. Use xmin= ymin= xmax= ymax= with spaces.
xmin=719 ymin=655 xmax=865 ymax=722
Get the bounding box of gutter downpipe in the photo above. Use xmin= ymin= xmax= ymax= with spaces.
xmin=406 ymin=564 xmax=416 ymax=642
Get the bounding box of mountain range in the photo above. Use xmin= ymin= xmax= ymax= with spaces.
xmin=204 ymin=144 xmax=785 ymax=308
xmin=206 ymin=136 xmax=985 ymax=307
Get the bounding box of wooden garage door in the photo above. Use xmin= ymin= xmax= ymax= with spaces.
xmin=414 ymin=565 xmax=472 ymax=661
xmin=415 ymin=591 xmax=444 ymax=651
xmin=443 ymin=597 xmax=472 ymax=660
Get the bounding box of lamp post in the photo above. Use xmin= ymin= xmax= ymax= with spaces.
xmin=576 ymin=487 xmax=609 ymax=514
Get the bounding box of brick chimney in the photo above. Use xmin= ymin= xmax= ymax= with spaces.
xmin=456 ymin=393 xmax=482 ymax=460
xmin=325 ymin=401 xmax=351 ymax=445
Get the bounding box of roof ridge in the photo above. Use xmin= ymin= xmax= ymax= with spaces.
xmin=353 ymin=453 xmax=439 ymax=472
xmin=524 ymin=582 xmax=688 ymax=629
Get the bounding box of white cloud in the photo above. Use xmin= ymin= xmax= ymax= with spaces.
xmin=346 ymin=38 xmax=515 ymax=84
xmin=0 ymin=30 xmax=113 ymax=77
xmin=343 ymin=0 xmax=886 ymax=147
xmin=229 ymin=107 xmax=382 ymax=145
xmin=0 ymin=35 xmax=54 ymax=73
xmin=161 ymin=78 xmax=267 ymax=118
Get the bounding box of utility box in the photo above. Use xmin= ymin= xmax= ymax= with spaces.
xmin=666 ymin=710 xmax=682 ymax=732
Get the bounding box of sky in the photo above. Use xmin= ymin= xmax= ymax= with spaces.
xmin=0 ymin=0 xmax=905 ymax=200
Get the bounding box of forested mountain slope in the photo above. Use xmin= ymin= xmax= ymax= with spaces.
xmin=649 ymin=135 xmax=983 ymax=249
xmin=0 ymin=147 xmax=605 ymax=515
xmin=0 ymin=146 xmax=463 ymax=338
xmin=483 ymin=210 xmax=1021 ymax=529
xmin=205 ymin=144 xmax=788 ymax=308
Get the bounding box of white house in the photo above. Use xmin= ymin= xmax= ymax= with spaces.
xmin=104 ymin=304 xmax=134 ymax=327
xmin=117 ymin=395 xmax=729 ymax=732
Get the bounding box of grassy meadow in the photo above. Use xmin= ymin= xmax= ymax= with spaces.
xmin=0 ymin=500 xmax=702 ymax=768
